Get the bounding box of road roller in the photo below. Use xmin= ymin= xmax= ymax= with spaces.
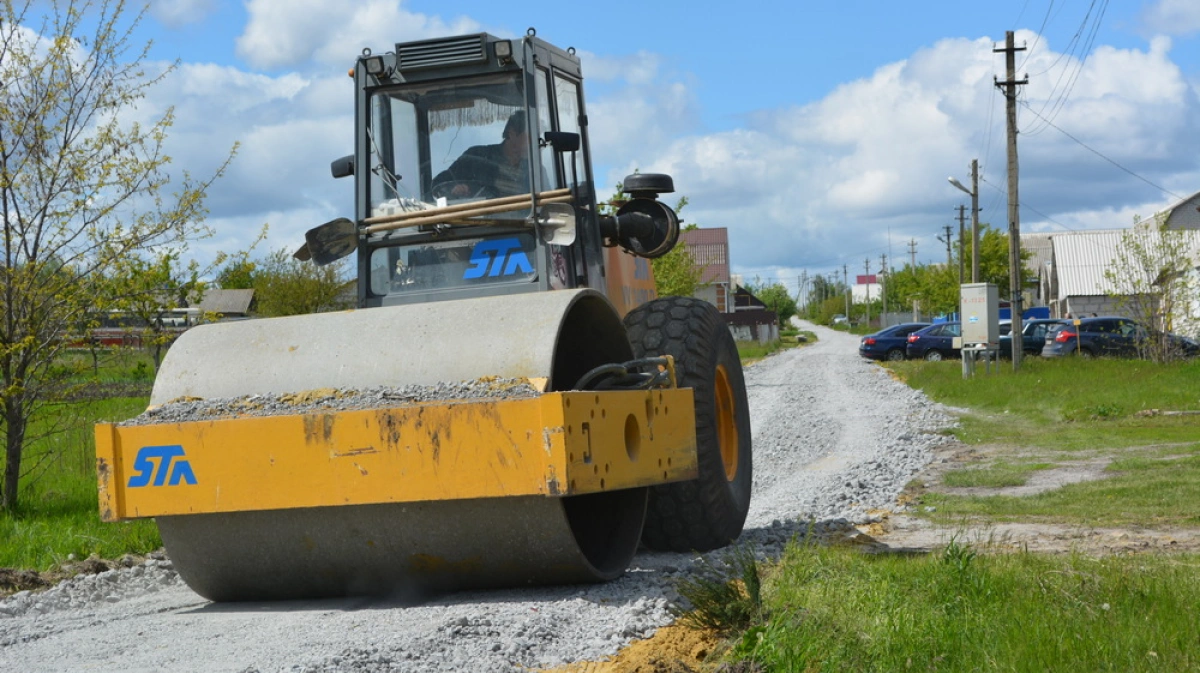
xmin=95 ymin=30 xmax=753 ymax=601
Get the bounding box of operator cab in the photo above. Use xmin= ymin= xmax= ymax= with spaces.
xmin=349 ymin=33 xmax=597 ymax=308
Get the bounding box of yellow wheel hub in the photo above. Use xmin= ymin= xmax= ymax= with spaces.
xmin=714 ymin=364 xmax=739 ymax=481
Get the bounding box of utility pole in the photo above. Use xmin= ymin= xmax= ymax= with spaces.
xmin=842 ymin=264 xmax=850 ymax=320
xmin=800 ymin=270 xmax=808 ymax=314
xmin=956 ymin=204 xmax=966 ymax=284
xmin=907 ymin=239 xmax=917 ymax=268
xmin=995 ymin=30 xmax=1027 ymax=371
xmin=938 ymin=224 xmax=953 ymax=267
xmin=864 ymin=258 xmax=872 ymax=329
xmin=879 ymin=254 xmax=888 ymax=326
xmin=970 ymin=159 xmax=979 ymax=282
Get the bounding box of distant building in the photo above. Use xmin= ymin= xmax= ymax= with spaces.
xmin=728 ymin=286 xmax=779 ymax=343
xmin=678 ymin=227 xmax=732 ymax=313
xmin=198 ymin=289 xmax=256 ymax=318
xmin=1042 ymin=228 xmax=1200 ymax=335
xmin=1144 ymin=190 xmax=1200 ymax=231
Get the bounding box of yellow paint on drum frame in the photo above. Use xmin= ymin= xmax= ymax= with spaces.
xmin=96 ymin=389 xmax=697 ymax=522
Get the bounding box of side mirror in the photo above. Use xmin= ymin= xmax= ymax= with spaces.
xmin=294 ymin=218 xmax=358 ymax=266
xmin=543 ymin=131 xmax=580 ymax=153
xmin=330 ymin=155 xmax=354 ymax=179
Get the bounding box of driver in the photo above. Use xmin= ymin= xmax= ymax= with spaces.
xmin=433 ymin=110 xmax=530 ymax=198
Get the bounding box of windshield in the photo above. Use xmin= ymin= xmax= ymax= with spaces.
xmin=368 ymin=73 xmax=531 ymax=218
xmin=368 ymin=232 xmax=538 ymax=298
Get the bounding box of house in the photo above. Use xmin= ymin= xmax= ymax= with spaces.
xmin=727 ymin=286 xmax=779 ymax=343
xmin=1021 ymin=232 xmax=1054 ymax=309
xmin=1144 ymin=190 xmax=1200 ymax=231
xmin=678 ymin=227 xmax=732 ymax=313
xmin=198 ymin=288 xmax=256 ymax=319
xmin=1042 ymin=228 xmax=1200 ymax=335
xmin=675 ymin=227 xmax=779 ymax=341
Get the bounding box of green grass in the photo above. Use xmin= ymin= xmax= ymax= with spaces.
xmin=712 ymin=354 xmax=1200 ymax=670
xmin=924 ymin=444 xmax=1200 ymax=527
xmin=885 ymin=356 xmax=1200 ymax=529
xmin=890 ymin=356 xmax=1200 ymax=450
xmin=737 ymin=332 xmax=812 ymax=364
xmin=1 ymin=354 xmax=161 ymax=572
xmin=941 ymin=460 xmax=1055 ymax=488
xmin=730 ymin=541 xmax=1200 ymax=672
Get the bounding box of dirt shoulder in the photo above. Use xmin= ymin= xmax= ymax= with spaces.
xmin=870 ymin=438 xmax=1200 ymax=555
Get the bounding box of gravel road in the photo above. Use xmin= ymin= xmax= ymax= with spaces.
xmin=0 ymin=322 xmax=954 ymax=673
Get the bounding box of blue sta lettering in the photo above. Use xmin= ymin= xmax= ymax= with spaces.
xmin=464 ymin=238 xmax=534 ymax=279
xmin=127 ymin=445 xmax=197 ymax=487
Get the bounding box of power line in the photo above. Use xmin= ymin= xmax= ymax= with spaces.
xmin=1023 ymin=0 xmax=1109 ymax=137
xmin=1018 ymin=100 xmax=1186 ymax=202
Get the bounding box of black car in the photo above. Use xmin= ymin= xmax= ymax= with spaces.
xmin=859 ymin=322 xmax=931 ymax=361
xmin=1042 ymin=316 xmax=1200 ymax=358
xmin=998 ymin=319 xmax=1066 ymax=358
xmin=905 ymin=322 xmax=962 ymax=361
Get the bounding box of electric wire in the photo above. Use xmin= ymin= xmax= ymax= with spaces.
xmin=1019 ymin=100 xmax=1185 ymax=202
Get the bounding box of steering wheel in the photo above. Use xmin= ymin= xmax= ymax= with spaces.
xmin=432 ymin=180 xmax=501 ymax=201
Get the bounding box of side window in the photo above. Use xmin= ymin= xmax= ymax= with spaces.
xmin=554 ymin=74 xmax=584 ymax=186
xmin=948 ymin=323 xmax=962 ymax=337
xmin=535 ymin=69 xmax=561 ymax=191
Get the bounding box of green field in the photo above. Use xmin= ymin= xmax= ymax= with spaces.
xmin=704 ymin=355 xmax=1200 ymax=671
xmin=0 ymin=350 xmax=160 ymax=571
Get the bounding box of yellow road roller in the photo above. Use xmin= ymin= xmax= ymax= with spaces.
xmin=96 ymin=30 xmax=752 ymax=601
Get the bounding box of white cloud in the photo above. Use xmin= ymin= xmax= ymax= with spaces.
xmin=236 ymin=0 xmax=482 ymax=70
xmin=150 ymin=0 xmax=216 ymax=28
xmin=580 ymin=31 xmax=1200 ymax=278
xmin=130 ymin=19 xmax=1199 ymax=282
xmin=1142 ymin=0 xmax=1200 ymax=37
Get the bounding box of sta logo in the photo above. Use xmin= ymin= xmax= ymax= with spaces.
xmin=127 ymin=445 xmax=197 ymax=488
xmin=464 ymin=238 xmax=533 ymax=279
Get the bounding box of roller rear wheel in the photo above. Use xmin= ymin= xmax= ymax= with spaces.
xmin=624 ymin=297 xmax=752 ymax=552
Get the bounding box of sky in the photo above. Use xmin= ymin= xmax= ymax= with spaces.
xmin=65 ymin=0 xmax=1200 ymax=295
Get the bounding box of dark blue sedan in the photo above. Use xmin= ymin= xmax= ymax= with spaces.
xmin=859 ymin=323 xmax=931 ymax=361
xmin=905 ymin=322 xmax=962 ymax=361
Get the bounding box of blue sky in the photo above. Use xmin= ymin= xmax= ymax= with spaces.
xmin=105 ymin=1 xmax=1200 ymax=292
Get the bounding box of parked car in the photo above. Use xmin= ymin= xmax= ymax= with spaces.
xmin=832 ymin=314 xmax=849 ymax=327
xmin=1042 ymin=316 xmax=1200 ymax=358
xmin=906 ymin=321 xmax=962 ymax=361
xmin=998 ymin=319 xmax=1066 ymax=359
xmin=859 ymin=322 xmax=931 ymax=361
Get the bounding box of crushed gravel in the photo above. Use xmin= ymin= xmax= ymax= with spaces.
xmin=123 ymin=378 xmax=542 ymax=426
xmin=0 ymin=321 xmax=955 ymax=672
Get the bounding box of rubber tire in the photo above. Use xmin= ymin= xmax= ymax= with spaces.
xmin=886 ymin=348 xmax=905 ymax=361
xmin=924 ymin=349 xmax=944 ymax=362
xmin=1078 ymin=347 xmax=1094 ymax=358
xmin=623 ymin=296 xmax=752 ymax=552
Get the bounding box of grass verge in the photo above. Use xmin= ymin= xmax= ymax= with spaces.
xmin=729 ymin=541 xmax=1200 ymax=672
xmin=1 ymin=352 xmax=161 ymax=575
xmin=704 ymin=354 xmax=1200 ymax=670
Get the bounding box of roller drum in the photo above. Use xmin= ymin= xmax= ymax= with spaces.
xmin=153 ymin=289 xmax=649 ymax=601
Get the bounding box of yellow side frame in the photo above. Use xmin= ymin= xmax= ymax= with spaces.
xmin=96 ymin=389 xmax=697 ymax=522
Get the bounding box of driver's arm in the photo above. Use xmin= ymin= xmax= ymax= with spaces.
xmin=433 ymin=146 xmax=500 ymax=197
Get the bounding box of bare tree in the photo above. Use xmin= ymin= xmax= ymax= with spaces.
xmin=1104 ymin=215 xmax=1199 ymax=363
xmin=0 ymin=0 xmax=232 ymax=509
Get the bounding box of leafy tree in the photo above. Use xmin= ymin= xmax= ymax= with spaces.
xmin=106 ymin=249 xmax=207 ymax=369
xmin=748 ymin=280 xmax=798 ymax=326
xmin=1104 ymin=215 xmax=1198 ymax=363
xmin=652 ymin=222 xmax=704 ymax=298
xmin=881 ymin=224 xmax=1029 ymax=318
xmin=252 ymin=248 xmax=353 ymax=317
xmin=0 ymin=1 xmax=233 ymax=510
xmin=216 ymin=258 xmax=257 ymax=290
